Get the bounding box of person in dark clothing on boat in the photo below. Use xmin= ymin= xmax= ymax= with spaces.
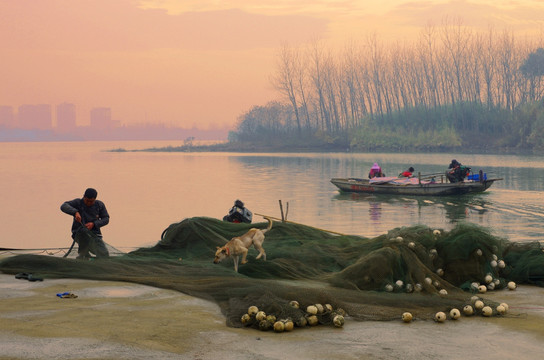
xmin=399 ymin=167 xmax=415 ymax=177
xmin=447 ymin=159 xmax=462 ymax=183
xmin=223 ymin=199 xmax=253 ymax=223
xmin=447 ymin=159 xmax=470 ymax=183
xmin=61 ymin=188 xmax=110 ymax=259
xmin=448 ymin=159 xmax=460 ymax=170
xmin=368 ymin=163 xmax=385 ymax=178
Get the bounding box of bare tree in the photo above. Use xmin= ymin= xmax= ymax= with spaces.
xmin=367 ymin=33 xmax=387 ymax=119
xmin=342 ymin=40 xmax=363 ymax=129
xmin=271 ymin=43 xmax=302 ymax=136
xmin=480 ymin=27 xmax=498 ymax=110
xmin=418 ymin=24 xmax=441 ymax=109
xmin=308 ymin=40 xmax=331 ymax=131
xmin=497 ymin=30 xmax=517 ymax=111
xmin=295 ymin=45 xmax=313 ymax=133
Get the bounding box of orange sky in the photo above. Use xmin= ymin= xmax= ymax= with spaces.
xmin=1 ymin=0 xmax=543 ymax=131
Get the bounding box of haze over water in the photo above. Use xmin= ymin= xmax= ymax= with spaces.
xmin=1 ymin=141 xmax=542 ymax=252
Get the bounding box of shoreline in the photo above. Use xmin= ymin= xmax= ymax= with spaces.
xmin=1 ymin=274 xmax=544 ymax=359
xmin=121 ymin=142 xmax=544 ymax=156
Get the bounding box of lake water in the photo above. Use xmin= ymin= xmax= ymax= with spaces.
xmin=1 ymin=141 xmax=543 ymax=251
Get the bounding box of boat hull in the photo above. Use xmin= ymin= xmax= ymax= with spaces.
xmin=330 ymin=178 xmax=499 ymax=196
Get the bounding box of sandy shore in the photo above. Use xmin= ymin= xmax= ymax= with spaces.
xmin=1 ymin=273 xmax=544 ymax=360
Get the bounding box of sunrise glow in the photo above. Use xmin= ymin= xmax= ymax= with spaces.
xmin=1 ymin=0 xmax=543 ymax=132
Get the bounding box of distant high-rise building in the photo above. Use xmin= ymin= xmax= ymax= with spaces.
xmin=18 ymin=104 xmax=52 ymax=130
xmin=0 ymin=106 xmax=15 ymax=128
xmin=56 ymin=103 xmax=77 ymax=132
xmin=90 ymin=107 xmax=112 ymax=130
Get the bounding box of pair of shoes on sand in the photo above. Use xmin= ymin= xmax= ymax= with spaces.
xmin=15 ymin=273 xmax=43 ymax=282
xmin=56 ymin=292 xmax=78 ymax=299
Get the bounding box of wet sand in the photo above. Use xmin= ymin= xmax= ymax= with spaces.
xmin=1 ymin=273 xmax=544 ymax=360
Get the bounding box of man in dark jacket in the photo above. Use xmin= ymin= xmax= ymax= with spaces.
xmin=61 ymin=188 xmax=110 ymax=259
xmin=447 ymin=159 xmax=470 ymax=183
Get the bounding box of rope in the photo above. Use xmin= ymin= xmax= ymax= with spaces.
xmin=0 ymin=247 xmax=73 ymax=251
xmin=0 ymin=242 xmax=127 ymax=258
xmin=63 ymin=240 xmax=76 ymax=258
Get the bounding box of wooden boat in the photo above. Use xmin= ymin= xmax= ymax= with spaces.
xmin=331 ymin=173 xmax=501 ymax=196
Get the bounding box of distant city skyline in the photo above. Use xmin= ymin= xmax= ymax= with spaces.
xmin=0 ymin=102 xmax=229 ymax=142
xmin=2 ymin=102 xmax=133 ymax=130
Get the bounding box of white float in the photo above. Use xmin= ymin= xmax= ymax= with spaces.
xmin=482 ymin=306 xmax=493 ymax=317
xmin=248 ymin=306 xmax=259 ymax=316
xmin=449 ymin=308 xmax=461 ymax=320
xmin=402 ymin=312 xmax=413 ymax=323
xmin=255 ymin=311 xmax=267 ymax=321
xmin=273 ymin=321 xmax=285 ymax=332
xmin=435 ymin=311 xmax=447 ymax=322
xmin=315 ymin=304 xmax=324 ymax=314
xmin=333 ymin=315 xmax=345 ymax=327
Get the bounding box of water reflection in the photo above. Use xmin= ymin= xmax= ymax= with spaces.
xmin=333 ymin=192 xmax=494 ymax=226
xmin=368 ymin=201 xmax=382 ymax=221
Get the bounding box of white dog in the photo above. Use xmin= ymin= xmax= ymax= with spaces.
xmin=213 ymin=217 xmax=273 ymax=272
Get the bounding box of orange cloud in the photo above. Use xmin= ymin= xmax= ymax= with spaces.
xmin=0 ymin=1 xmax=327 ymax=51
xmin=0 ymin=0 xmax=327 ymax=129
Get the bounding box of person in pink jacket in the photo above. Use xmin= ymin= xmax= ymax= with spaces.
xmin=368 ymin=163 xmax=385 ymax=178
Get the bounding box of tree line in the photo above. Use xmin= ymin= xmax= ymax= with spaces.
xmin=230 ymin=20 xmax=544 ymax=153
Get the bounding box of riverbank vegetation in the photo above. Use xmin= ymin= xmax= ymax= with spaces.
xmin=225 ymin=21 xmax=544 ymax=154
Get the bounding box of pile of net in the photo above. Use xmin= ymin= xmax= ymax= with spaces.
xmin=1 ymin=217 xmax=543 ymax=330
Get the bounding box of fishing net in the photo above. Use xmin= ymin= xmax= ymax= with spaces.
xmin=1 ymin=217 xmax=543 ymax=330
xmin=72 ymin=226 xmax=110 ymax=259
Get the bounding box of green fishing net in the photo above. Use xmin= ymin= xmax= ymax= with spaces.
xmin=1 ymin=217 xmax=543 ymax=329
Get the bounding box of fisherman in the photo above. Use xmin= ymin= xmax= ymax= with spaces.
xmin=447 ymin=159 xmax=471 ymax=183
xmin=399 ymin=167 xmax=415 ymax=177
xmin=223 ymin=199 xmax=253 ymax=223
xmin=61 ymin=188 xmax=110 ymax=259
xmin=448 ymin=159 xmax=460 ymax=170
xmin=368 ymin=163 xmax=385 ymax=178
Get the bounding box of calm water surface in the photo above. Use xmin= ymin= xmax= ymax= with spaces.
xmin=1 ymin=141 xmax=543 ymax=250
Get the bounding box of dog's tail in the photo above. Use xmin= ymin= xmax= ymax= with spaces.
xmin=261 ymin=217 xmax=273 ymax=233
